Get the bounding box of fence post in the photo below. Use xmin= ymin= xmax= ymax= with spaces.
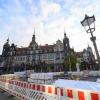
xmin=57 ymin=87 xmax=60 ymax=100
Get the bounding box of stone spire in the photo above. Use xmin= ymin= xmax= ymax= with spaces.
xmin=29 ymin=28 xmax=38 ymax=49
xmin=32 ymin=28 xmax=35 ymax=42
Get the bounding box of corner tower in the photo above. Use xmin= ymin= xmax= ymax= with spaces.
xmin=63 ymin=30 xmax=70 ymax=55
xmin=2 ymin=38 xmax=10 ymax=58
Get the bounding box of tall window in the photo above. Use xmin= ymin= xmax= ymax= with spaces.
xmin=56 ymin=51 xmax=60 ymax=60
xmin=48 ymin=53 xmax=54 ymax=60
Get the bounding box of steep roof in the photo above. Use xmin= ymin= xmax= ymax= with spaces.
xmin=39 ymin=44 xmax=55 ymax=53
xmin=75 ymin=52 xmax=82 ymax=58
xmin=16 ymin=47 xmax=29 ymax=52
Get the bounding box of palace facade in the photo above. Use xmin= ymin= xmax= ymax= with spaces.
xmin=1 ymin=31 xmax=72 ymax=72
xmin=0 ymin=30 xmax=96 ymax=72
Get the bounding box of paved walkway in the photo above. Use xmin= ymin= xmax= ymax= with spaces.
xmin=0 ymin=89 xmax=18 ymax=100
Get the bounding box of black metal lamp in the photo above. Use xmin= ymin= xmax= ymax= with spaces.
xmin=81 ymin=14 xmax=95 ymax=33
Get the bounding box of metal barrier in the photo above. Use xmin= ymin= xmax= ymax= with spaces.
xmin=0 ymin=78 xmax=100 ymax=100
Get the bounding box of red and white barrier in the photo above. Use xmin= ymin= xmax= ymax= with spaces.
xmin=0 ymin=77 xmax=100 ymax=100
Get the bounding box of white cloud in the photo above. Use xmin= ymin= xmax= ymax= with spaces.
xmin=0 ymin=0 xmax=100 ymax=56
xmin=40 ymin=0 xmax=61 ymax=19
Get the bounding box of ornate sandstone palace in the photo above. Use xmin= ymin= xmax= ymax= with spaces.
xmin=0 ymin=30 xmax=72 ymax=72
xmin=0 ymin=30 xmax=95 ymax=72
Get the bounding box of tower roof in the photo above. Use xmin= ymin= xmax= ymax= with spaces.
xmin=63 ymin=31 xmax=69 ymax=41
xmin=29 ymin=30 xmax=38 ymax=49
xmin=4 ymin=38 xmax=10 ymax=48
xmin=63 ymin=28 xmax=69 ymax=39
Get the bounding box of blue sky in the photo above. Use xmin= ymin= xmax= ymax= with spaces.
xmin=0 ymin=0 xmax=100 ymax=56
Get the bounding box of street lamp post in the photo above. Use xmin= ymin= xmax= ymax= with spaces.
xmin=81 ymin=14 xmax=100 ymax=69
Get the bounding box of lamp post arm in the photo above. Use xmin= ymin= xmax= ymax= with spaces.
xmin=91 ymin=37 xmax=100 ymax=62
xmin=90 ymin=29 xmax=100 ymax=69
xmin=86 ymin=17 xmax=100 ymax=69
